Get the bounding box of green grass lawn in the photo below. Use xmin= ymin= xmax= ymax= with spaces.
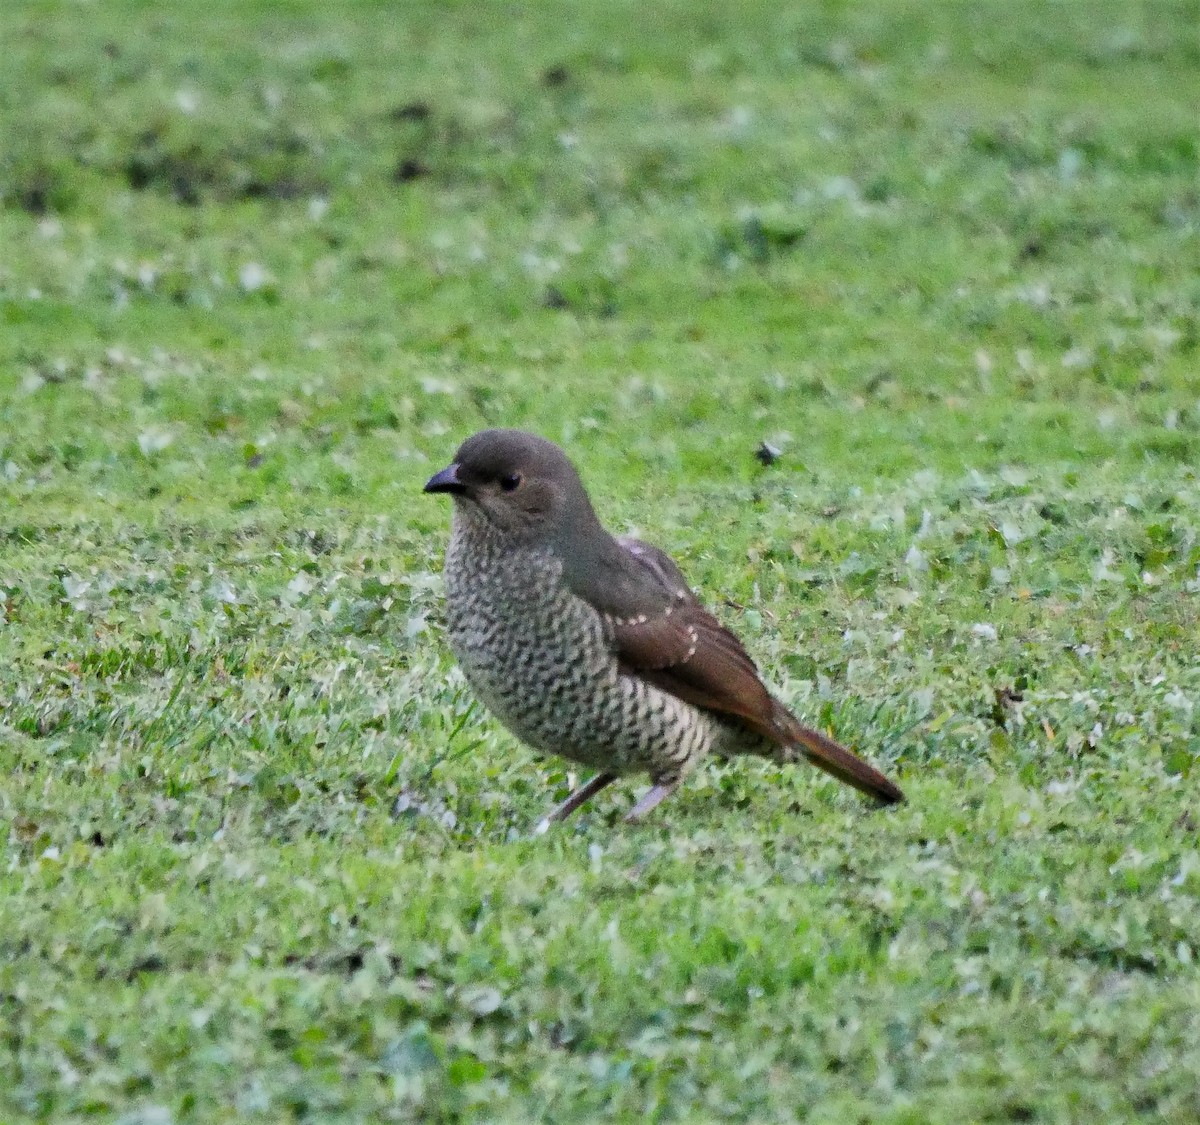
xmin=3 ymin=1 xmax=1200 ymax=1120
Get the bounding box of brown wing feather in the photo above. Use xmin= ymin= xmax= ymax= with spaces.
xmin=607 ymin=537 xmax=904 ymax=805
xmin=611 ymin=602 xmax=781 ymax=739
xmin=610 ymin=535 xmax=780 ymax=733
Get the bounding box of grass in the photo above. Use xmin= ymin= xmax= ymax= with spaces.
xmin=2 ymin=0 xmax=1200 ymax=1120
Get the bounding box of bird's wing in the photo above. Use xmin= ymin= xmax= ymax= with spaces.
xmin=599 ymin=537 xmax=784 ymax=742
xmin=596 ymin=538 xmax=904 ymax=805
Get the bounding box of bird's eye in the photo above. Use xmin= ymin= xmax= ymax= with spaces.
xmin=499 ymin=472 xmax=522 ymax=492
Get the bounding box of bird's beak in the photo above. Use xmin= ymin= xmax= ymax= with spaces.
xmin=424 ymin=463 xmax=466 ymax=495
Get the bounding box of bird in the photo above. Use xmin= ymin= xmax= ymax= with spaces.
xmin=424 ymin=428 xmax=904 ymax=825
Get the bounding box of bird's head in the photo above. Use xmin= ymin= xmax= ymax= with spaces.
xmin=424 ymin=429 xmax=598 ymax=544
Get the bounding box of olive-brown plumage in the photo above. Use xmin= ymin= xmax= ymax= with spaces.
xmin=424 ymin=429 xmax=904 ymax=823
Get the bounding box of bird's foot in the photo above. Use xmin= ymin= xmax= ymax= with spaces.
xmin=534 ymin=772 xmax=618 ymax=834
xmin=623 ymin=779 xmax=681 ymax=822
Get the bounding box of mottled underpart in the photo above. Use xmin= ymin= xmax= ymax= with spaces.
xmin=442 ymin=509 xmax=751 ymax=784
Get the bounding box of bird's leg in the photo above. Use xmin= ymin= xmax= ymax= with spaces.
xmin=624 ymin=779 xmax=681 ymax=822
xmin=534 ymin=772 xmax=618 ymax=833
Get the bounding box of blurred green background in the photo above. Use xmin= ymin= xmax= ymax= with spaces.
xmin=2 ymin=2 xmax=1199 ymax=1121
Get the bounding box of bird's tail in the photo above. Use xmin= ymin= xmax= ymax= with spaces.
xmin=772 ymin=704 xmax=904 ymax=805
